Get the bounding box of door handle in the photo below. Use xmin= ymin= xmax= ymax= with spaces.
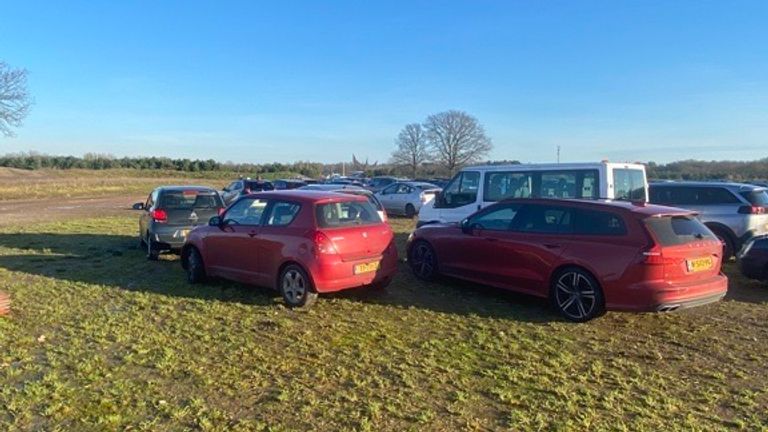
xmin=544 ymin=244 xmax=561 ymax=249
xmin=248 ymin=231 xmax=258 ymax=238
xmin=484 ymin=237 xmax=498 ymax=242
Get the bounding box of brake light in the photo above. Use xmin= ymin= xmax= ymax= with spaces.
xmin=150 ymin=209 xmax=168 ymax=223
xmin=738 ymin=205 xmax=766 ymax=215
xmin=312 ymin=231 xmax=338 ymax=255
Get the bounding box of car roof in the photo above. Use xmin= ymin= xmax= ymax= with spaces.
xmin=300 ymin=184 xmax=367 ymax=191
xmin=497 ymin=198 xmax=695 ymax=217
xmin=403 ymin=181 xmax=441 ymax=188
xmin=649 ymin=180 xmax=766 ymax=192
xmin=246 ymin=190 xmax=368 ymax=203
xmin=157 ymin=186 xmax=218 ymax=193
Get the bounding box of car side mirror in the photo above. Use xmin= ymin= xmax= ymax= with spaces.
xmin=460 ymin=218 xmax=473 ymax=234
xmin=209 ymin=216 xmax=223 ymax=227
xmin=132 ymin=202 xmax=144 ymax=210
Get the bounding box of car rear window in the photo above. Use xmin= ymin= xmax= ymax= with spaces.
xmin=644 ymin=215 xmax=717 ymax=246
xmin=740 ymin=190 xmax=768 ymax=206
xmin=316 ymin=200 xmax=382 ymax=228
xmin=160 ymin=191 xmax=222 ymax=209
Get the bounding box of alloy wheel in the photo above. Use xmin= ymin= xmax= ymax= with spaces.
xmin=282 ymin=269 xmax=307 ymax=304
xmin=411 ymin=242 xmax=435 ymax=280
xmin=554 ymin=271 xmax=598 ymax=321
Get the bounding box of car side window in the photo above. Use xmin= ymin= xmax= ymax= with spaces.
xmin=573 ymin=209 xmax=627 ymax=236
xmin=397 ymin=184 xmax=411 ymax=194
xmin=265 ymin=201 xmax=301 ymax=227
xmin=382 ymin=184 xmax=398 ymax=195
xmin=223 ymin=198 xmax=269 ymax=225
xmin=468 ymin=205 xmax=521 ymax=231
xmin=698 ymin=187 xmax=740 ymax=205
xmin=512 ymin=205 xmax=574 ymax=234
xmin=441 ymin=171 xmax=480 ymax=208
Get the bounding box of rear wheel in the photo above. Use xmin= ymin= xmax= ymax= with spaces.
xmin=185 ymin=247 xmax=206 ymax=284
xmin=279 ymin=265 xmax=318 ymax=308
xmin=550 ymin=268 xmax=605 ymax=322
xmin=409 ymin=240 xmax=438 ymax=281
xmin=709 ymin=227 xmax=735 ymax=260
xmin=146 ymin=234 xmax=159 ymax=261
xmin=405 ymin=204 xmax=416 ymax=219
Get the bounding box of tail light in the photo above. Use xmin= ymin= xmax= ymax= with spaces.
xmin=738 ymin=205 xmax=766 ymax=214
xmin=150 ymin=209 xmax=168 ymax=223
xmin=312 ymin=231 xmax=338 ymax=255
xmin=641 ymin=244 xmax=671 ymax=265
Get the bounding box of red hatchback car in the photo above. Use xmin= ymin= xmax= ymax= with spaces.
xmin=407 ymin=198 xmax=728 ymax=321
xmin=181 ymin=191 xmax=398 ymax=307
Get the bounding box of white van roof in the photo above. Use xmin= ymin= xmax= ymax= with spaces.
xmin=464 ymin=162 xmax=646 ymax=172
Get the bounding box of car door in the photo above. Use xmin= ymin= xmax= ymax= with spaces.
xmin=442 ymin=204 xmax=523 ymax=286
xmin=378 ymin=184 xmax=399 ymax=213
xmin=255 ymin=200 xmax=303 ymax=287
xmin=202 ymin=197 xmax=269 ymax=283
xmin=139 ymin=190 xmax=156 ymax=238
xmin=436 ymin=171 xmax=482 ymax=223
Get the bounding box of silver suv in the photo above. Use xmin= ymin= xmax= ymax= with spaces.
xmin=649 ymin=181 xmax=768 ymax=258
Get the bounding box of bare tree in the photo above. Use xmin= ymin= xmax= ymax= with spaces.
xmin=424 ymin=110 xmax=492 ymax=174
xmin=391 ymin=123 xmax=429 ymax=178
xmin=0 ymin=62 xmax=32 ymax=137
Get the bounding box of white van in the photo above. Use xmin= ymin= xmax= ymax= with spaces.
xmin=416 ymin=162 xmax=648 ymax=227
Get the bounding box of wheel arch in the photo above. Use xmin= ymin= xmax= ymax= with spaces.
xmin=276 ymin=260 xmax=316 ymax=293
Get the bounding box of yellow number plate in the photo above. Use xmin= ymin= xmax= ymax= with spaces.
xmin=354 ymin=261 xmax=380 ymax=275
xmin=686 ymin=257 xmax=713 ymax=273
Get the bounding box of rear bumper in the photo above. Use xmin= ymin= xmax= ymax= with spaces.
xmin=151 ymin=226 xmax=197 ymax=250
xmin=309 ymin=247 xmax=399 ymax=293
xmin=609 ymin=274 xmax=728 ymax=312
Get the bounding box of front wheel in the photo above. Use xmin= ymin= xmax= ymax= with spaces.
xmin=409 ymin=240 xmax=438 ymax=281
xmin=279 ymin=265 xmax=318 ymax=308
xmin=184 ymin=247 xmax=206 ymax=284
xmin=550 ymin=268 xmax=605 ymax=322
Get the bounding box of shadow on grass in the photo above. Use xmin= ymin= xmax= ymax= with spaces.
xmin=0 ymin=232 xmax=277 ymax=307
xmin=0 ymin=231 xmax=567 ymax=322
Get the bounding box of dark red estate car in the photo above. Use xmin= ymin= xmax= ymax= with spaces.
xmin=181 ymin=191 xmax=398 ymax=307
xmin=407 ymin=198 xmax=728 ymax=322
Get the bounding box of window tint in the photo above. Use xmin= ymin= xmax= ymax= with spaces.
xmin=468 ymin=205 xmax=521 ymax=231
xmin=316 ymin=200 xmax=381 ymax=228
xmin=265 ymin=201 xmax=301 ymax=226
xmin=382 ymin=184 xmax=398 ymax=194
xmin=644 ymin=215 xmax=717 ymax=246
xmin=160 ymin=191 xmax=222 ymax=209
xmin=484 ymin=172 xmax=533 ymax=201
xmin=224 ymin=198 xmax=269 ymax=225
xmin=512 ymin=205 xmax=573 ymax=234
xmin=396 ymin=184 xmax=411 ymax=194
xmin=441 ymin=171 xmax=480 ymax=207
xmin=574 ymin=209 xmax=627 ymax=236
xmin=740 ymin=190 xmax=768 ymax=206
xmin=613 ymin=169 xmax=646 ymax=201
xmin=650 ymin=186 xmax=739 ymax=205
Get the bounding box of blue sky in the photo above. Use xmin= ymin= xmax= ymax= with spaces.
xmin=2 ymin=1 xmax=768 ymax=164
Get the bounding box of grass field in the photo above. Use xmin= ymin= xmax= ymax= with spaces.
xmin=0 ymin=214 xmax=767 ymax=431
xmin=0 ymin=168 xmax=298 ymax=201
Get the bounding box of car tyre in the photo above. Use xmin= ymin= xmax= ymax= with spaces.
xmin=550 ymin=268 xmax=605 ymax=323
xmin=185 ymin=247 xmax=206 ymax=284
xmin=146 ymin=235 xmax=160 ymax=261
xmin=279 ymin=265 xmax=318 ymax=308
xmin=409 ymin=240 xmax=438 ymax=281
xmin=138 ymin=233 xmax=147 ymax=249
xmin=709 ymin=226 xmax=735 ymax=260
xmin=405 ymin=204 xmax=416 ymax=219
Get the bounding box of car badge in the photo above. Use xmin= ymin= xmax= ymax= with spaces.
xmin=190 ymin=211 xmax=198 ymax=220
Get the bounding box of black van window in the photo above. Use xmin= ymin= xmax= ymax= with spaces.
xmin=439 ymin=171 xmax=480 ymax=208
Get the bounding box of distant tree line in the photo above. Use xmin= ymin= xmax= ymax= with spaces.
xmin=646 ymin=158 xmax=768 ymax=181
xmin=0 ymin=152 xmax=325 ymax=178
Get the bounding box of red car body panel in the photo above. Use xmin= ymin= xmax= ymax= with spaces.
xmin=409 ymin=198 xmax=728 ymax=312
xmin=185 ymin=191 xmax=397 ymax=294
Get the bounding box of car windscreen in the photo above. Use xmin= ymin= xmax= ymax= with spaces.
xmin=316 ymin=200 xmax=382 ymax=228
xmin=159 ymin=191 xmax=223 ymax=209
xmin=644 ymin=215 xmax=717 ymax=246
xmin=740 ymin=190 xmax=768 ymax=206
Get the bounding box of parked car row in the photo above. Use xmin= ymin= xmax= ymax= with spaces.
xmin=134 ymin=174 xmax=757 ymax=322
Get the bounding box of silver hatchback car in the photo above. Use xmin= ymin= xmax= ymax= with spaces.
xmin=649 ymin=181 xmax=768 ymax=258
xmin=375 ymin=181 xmax=442 ymax=218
